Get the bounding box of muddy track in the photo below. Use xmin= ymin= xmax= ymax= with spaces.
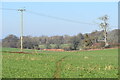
xmin=53 ymin=56 xmax=68 ymax=78
xmin=2 ymin=51 xmax=33 ymax=54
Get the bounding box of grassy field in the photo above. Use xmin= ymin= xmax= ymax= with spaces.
xmin=2 ymin=48 xmax=118 ymax=78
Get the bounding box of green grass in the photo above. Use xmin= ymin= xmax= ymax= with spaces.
xmin=2 ymin=48 xmax=118 ymax=78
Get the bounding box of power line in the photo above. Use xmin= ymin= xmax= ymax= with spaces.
xmin=26 ymin=10 xmax=97 ymax=25
xmin=1 ymin=8 xmax=97 ymax=25
xmin=0 ymin=8 xmax=18 ymax=11
xmin=1 ymin=8 xmax=118 ymax=27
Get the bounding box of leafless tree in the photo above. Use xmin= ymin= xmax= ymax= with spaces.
xmin=99 ymin=15 xmax=110 ymax=47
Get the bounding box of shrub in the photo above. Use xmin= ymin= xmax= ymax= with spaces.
xmin=91 ymin=42 xmax=105 ymax=49
xmin=63 ymin=46 xmax=72 ymax=51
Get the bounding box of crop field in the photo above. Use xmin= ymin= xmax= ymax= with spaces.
xmin=2 ymin=48 xmax=118 ymax=78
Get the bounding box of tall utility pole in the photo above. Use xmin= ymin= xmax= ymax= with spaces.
xmin=18 ymin=8 xmax=25 ymax=51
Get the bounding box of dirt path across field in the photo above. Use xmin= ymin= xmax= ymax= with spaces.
xmin=53 ymin=56 xmax=68 ymax=78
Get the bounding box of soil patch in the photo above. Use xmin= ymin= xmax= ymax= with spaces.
xmin=2 ymin=51 xmax=33 ymax=54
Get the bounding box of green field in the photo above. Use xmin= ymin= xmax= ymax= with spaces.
xmin=2 ymin=48 xmax=118 ymax=78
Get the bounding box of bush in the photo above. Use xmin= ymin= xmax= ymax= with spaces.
xmin=104 ymin=44 xmax=110 ymax=48
xmin=108 ymin=43 xmax=120 ymax=48
xmin=91 ymin=42 xmax=105 ymax=49
xmin=54 ymin=44 xmax=61 ymax=49
xmin=45 ymin=44 xmax=51 ymax=49
xmin=63 ymin=46 xmax=72 ymax=51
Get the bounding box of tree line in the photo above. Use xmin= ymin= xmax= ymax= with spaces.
xmin=2 ymin=29 xmax=120 ymax=50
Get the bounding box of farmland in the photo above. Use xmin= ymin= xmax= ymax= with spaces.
xmin=2 ymin=48 xmax=118 ymax=78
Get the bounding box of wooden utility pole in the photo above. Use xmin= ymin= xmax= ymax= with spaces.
xmin=18 ymin=8 xmax=25 ymax=51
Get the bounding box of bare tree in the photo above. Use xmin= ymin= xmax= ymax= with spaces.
xmin=99 ymin=15 xmax=110 ymax=47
